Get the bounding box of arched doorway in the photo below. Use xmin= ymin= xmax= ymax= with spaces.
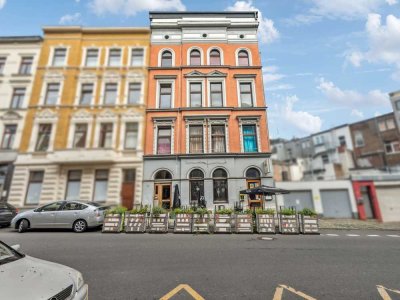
xmin=246 ymin=167 xmax=262 ymax=208
xmin=189 ymin=169 xmax=204 ymax=206
xmin=154 ymin=170 xmax=172 ymax=209
xmin=213 ymin=168 xmax=228 ymax=203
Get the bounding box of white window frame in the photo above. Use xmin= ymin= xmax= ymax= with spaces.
xmin=105 ymin=47 xmax=123 ymax=67
xmin=186 ymin=78 xmax=205 ymax=108
xmin=354 ymin=131 xmax=365 ymax=148
xmin=0 ymin=122 xmax=18 ymax=150
xmin=48 ymin=46 xmax=69 ymax=67
xmin=100 ymin=77 xmax=121 ymax=106
xmin=81 ymin=47 xmax=101 ymax=68
xmin=93 ymin=113 xmax=118 ymax=149
xmin=158 ymin=48 xmax=175 ymax=67
xmin=128 ymin=46 xmax=146 ymax=67
xmin=236 ymin=78 xmax=256 ymax=107
xmin=384 ymin=141 xmax=400 ymax=154
xmin=207 ymin=78 xmax=226 ymax=107
xmin=187 ymin=46 xmax=204 ymax=66
xmin=124 ymin=79 xmax=144 ymax=105
xmin=29 ymin=119 xmax=57 ymax=153
xmin=206 ymin=47 xmax=224 ymax=65
xmin=235 ymin=47 xmax=253 ymax=66
xmin=119 ymin=119 xmax=143 ymax=151
xmin=185 ymin=120 xmax=206 ymax=154
xmin=153 ymin=120 xmax=175 ymax=155
xmin=74 ymin=78 xmax=97 ymax=107
xmin=156 ymin=79 xmax=175 ymax=109
xmin=39 ymin=80 xmax=64 ymax=106
xmin=238 ymin=118 xmax=261 ymax=153
xmin=208 ymin=119 xmax=229 ymax=153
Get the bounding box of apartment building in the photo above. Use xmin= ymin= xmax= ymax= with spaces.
xmin=389 ymin=90 xmax=400 ymax=130
xmin=0 ymin=36 xmax=42 ymax=201
xmin=142 ymin=12 xmax=273 ymax=209
xmin=8 ymin=27 xmax=149 ymax=209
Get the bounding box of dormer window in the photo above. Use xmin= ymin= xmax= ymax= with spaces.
xmin=238 ymin=50 xmax=249 ymax=66
xmin=161 ymin=50 xmax=172 ymax=67
xmin=190 ymin=49 xmax=201 ymax=66
xmin=209 ymin=49 xmax=221 ymax=66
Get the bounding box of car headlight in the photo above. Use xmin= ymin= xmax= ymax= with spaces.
xmin=76 ymin=272 xmax=84 ymax=291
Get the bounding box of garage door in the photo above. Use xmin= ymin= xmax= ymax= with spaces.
xmin=283 ymin=191 xmax=313 ymax=211
xmin=376 ymin=186 xmax=400 ymax=222
xmin=320 ymin=190 xmax=352 ymax=218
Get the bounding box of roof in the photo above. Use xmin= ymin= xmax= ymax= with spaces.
xmin=43 ymin=26 xmax=150 ymax=34
xmin=0 ymin=36 xmax=42 ymax=43
xmin=349 ymin=112 xmax=394 ymax=127
xmin=149 ymin=11 xmax=258 ymax=19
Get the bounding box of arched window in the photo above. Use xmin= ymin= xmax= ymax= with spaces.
xmin=213 ymin=168 xmax=228 ymax=203
xmin=161 ymin=50 xmax=172 ymax=67
xmin=189 ymin=169 xmax=204 ymax=204
xmin=238 ymin=50 xmax=249 ymax=66
xmin=209 ymin=49 xmax=221 ymax=65
xmin=154 ymin=170 xmax=172 ymax=180
xmin=246 ymin=168 xmax=260 ymax=179
xmin=190 ymin=49 xmax=201 ymax=65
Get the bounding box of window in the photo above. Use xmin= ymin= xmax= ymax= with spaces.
xmin=189 ymin=125 xmax=203 ymax=153
xmin=131 ymin=48 xmax=144 ymax=66
xmin=161 ymin=50 xmax=172 ymax=67
xmin=396 ymin=100 xmax=400 ymax=111
xmin=25 ymin=171 xmax=44 ymax=205
xmin=354 ymin=131 xmax=364 ymax=147
xmin=238 ymin=50 xmax=249 ymax=66
xmin=1 ymin=125 xmax=17 ymax=149
xmin=209 ymin=49 xmax=221 ymax=65
xmin=52 ymin=48 xmax=67 ymax=67
xmin=103 ymin=83 xmax=117 ymax=105
xmin=73 ymin=124 xmax=87 ymax=148
xmin=85 ymin=49 xmax=99 ymax=67
xmin=339 ymin=136 xmax=346 ymax=147
xmin=128 ymin=82 xmax=141 ymax=104
xmin=44 ymin=83 xmax=60 ymax=105
xmin=239 ymin=82 xmax=253 ymax=107
xmin=65 ymin=170 xmax=82 ymax=200
xmin=210 ymin=82 xmax=223 ymax=107
xmin=79 ymin=83 xmax=93 ymax=105
xmin=108 ymin=49 xmax=121 ymax=67
xmin=0 ymin=57 xmax=5 ymax=74
xmin=314 ymin=135 xmax=324 ymax=145
xmin=159 ymin=83 xmax=172 ymax=108
xmin=99 ymin=123 xmax=113 ymax=148
xmin=93 ymin=170 xmax=108 ymax=202
xmin=155 ymin=170 xmax=172 ymax=180
xmin=19 ymin=57 xmax=33 ymax=74
xmin=378 ymin=121 xmax=387 ymax=131
xmin=62 ymin=202 xmax=87 ymax=211
xmin=242 ymin=125 xmax=258 ymax=152
xmin=189 ymin=82 xmax=202 ymax=107
xmin=387 ymin=119 xmax=396 ymax=130
xmin=384 ymin=141 xmax=400 ymax=154
xmin=246 ymin=168 xmax=260 ymax=178
xmin=10 ymin=87 xmax=25 ymax=109
xmin=41 ymin=202 xmax=63 ymax=212
xmin=213 ymin=169 xmax=228 ymax=203
xmin=157 ymin=127 xmax=171 ymax=154
xmin=211 ymin=125 xmax=226 ymax=153
xmin=190 ymin=49 xmax=201 ymax=65
xmin=189 ymin=169 xmax=204 ymax=204
xmin=35 ymin=124 xmax=52 ymax=152
xmin=124 ymin=123 xmax=138 ymax=149
xmin=322 ymin=154 xmax=329 ymax=164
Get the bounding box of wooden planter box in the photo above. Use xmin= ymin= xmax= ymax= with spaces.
xmin=192 ymin=214 xmax=211 ymax=233
xmin=149 ymin=213 xmax=169 ymax=233
xmin=299 ymin=215 xmax=320 ymax=234
xmin=235 ymin=214 xmax=253 ymax=233
xmin=102 ymin=214 xmax=123 ymax=233
xmin=125 ymin=213 xmax=147 ymax=233
xmin=174 ymin=213 xmax=193 ymax=233
xmin=214 ymin=214 xmax=232 ymax=233
xmin=256 ymin=214 xmax=276 ymax=234
xmin=279 ymin=214 xmax=299 ymax=234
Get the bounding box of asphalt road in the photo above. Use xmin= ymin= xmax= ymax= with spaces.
xmin=1 ymin=227 xmax=400 ymax=300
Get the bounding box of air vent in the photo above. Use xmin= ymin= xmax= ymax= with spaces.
xmin=164 ymin=35 xmax=169 ymax=39
xmin=239 ymin=34 xmax=245 ymax=39
xmin=202 ymin=33 xmax=207 ymax=38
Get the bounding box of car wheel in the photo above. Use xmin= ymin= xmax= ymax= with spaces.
xmin=73 ymin=220 xmax=87 ymax=233
xmin=18 ymin=219 xmax=28 ymax=233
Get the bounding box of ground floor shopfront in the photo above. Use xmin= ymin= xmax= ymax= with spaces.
xmin=8 ymin=154 xmax=143 ymax=209
xmin=142 ymin=154 xmax=273 ymax=209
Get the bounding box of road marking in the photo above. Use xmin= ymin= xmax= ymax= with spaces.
xmin=346 ymin=234 xmax=360 ymax=237
xmin=326 ymin=234 xmax=339 ymax=236
xmin=160 ymin=284 xmax=204 ymax=300
xmin=377 ymin=285 xmax=400 ymax=299
xmin=272 ymin=284 xmax=317 ymax=300
xmin=386 ymin=235 xmax=400 ymax=237
xmin=367 ymin=235 xmax=380 ymax=237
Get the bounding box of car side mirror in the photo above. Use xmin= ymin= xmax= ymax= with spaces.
xmin=11 ymin=244 xmax=21 ymax=251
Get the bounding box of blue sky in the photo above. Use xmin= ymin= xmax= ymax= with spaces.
xmin=0 ymin=0 xmax=399 ymax=139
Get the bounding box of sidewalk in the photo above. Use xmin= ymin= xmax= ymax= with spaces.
xmin=320 ymin=218 xmax=400 ymax=230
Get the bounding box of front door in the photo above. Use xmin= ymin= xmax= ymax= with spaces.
xmin=361 ymin=187 xmax=374 ymax=219
xmin=121 ymin=169 xmax=136 ymax=210
xmin=154 ymin=183 xmax=171 ymax=209
xmin=247 ymin=180 xmax=261 ymax=208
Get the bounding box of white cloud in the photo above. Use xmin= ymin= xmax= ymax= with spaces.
xmin=346 ymin=14 xmax=400 ymax=80
xmin=89 ymin=0 xmax=185 ymax=16
xmin=386 ymin=0 xmax=397 ymax=5
xmin=0 ymin=0 xmax=5 ymax=9
xmin=226 ymin=0 xmax=279 ymax=44
xmin=280 ymin=95 xmax=322 ymax=134
xmin=318 ymin=77 xmax=390 ymax=107
xmin=268 ymin=84 xmax=294 ymax=91
xmin=351 ymin=109 xmax=364 ymax=118
xmin=262 ymin=66 xmax=293 ymax=91
xmin=59 ymin=13 xmax=82 ymax=25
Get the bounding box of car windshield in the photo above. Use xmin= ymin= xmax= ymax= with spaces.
xmin=0 ymin=242 xmax=23 ymax=265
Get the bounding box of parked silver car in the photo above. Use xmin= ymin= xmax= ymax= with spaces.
xmin=0 ymin=240 xmax=88 ymax=299
xmin=11 ymin=201 xmax=107 ymax=233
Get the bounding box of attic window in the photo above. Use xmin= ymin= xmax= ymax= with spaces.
xmin=164 ymin=35 xmax=169 ymax=39
xmin=202 ymin=33 xmax=207 ymax=38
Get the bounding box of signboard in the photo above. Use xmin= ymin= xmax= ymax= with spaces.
xmin=125 ymin=213 xmax=146 ymax=233
xmin=192 ymin=214 xmax=210 ymax=233
xmin=102 ymin=214 xmax=122 ymax=233
xmin=300 ymin=215 xmax=319 ymax=234
xmin=174 ymin=214 xmax=192 ymax=233
xmin=214 ymin=214 xmax=232 ymax=233
xmin=256 ymin=214 xmax=276 ymax=234
xmin=149 ymin=214 xmax=169 ymax=233
xmin=279 ymin=215 xmax=299 ymax=234
xmin=235 ymin=214 xmax=253 ymax=233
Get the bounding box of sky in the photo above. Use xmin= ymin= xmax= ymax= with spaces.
xmin=0 ymin=0 xmax=399 ymax=139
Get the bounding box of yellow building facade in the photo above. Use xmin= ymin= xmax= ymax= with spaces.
xmin=8 ymin=27 xmax=150 ymax=209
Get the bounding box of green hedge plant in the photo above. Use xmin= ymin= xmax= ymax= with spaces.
xmin=193 ymin=207 xmax=211 ymax=217
xmin=129 ymin=205 xmax=149 ymax=215
xmin=215 ymin=208 xmax=234 ymax=215
xmin=152 ymin=206 xmax=167 ymax=216
xmin=279 ymin=207 xmax=296 ymax=216
xmin=256 ymin=208 xmax=275 ymax=216
xmin=173 ymin=207 xmax=194 ymax=215
xmin=106 ymin=206 xmax=127 ymax=215
xmin=299 ymin=208 xmax=317 ymax=217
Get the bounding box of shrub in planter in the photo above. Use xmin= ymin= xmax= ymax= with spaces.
xmin=255 ymin=208 xmax=276 ymax=234
xmin=279 ymin=207 xmax=299 ymax=234
xmin=214 ymin=208 xmax=233 ymax=233
xmin=103 ymin=206 xmax=127 ymax=233
xmin=192 ymin=208 xmax=211 ymax=233
xmin=235 ymin=209 xmax=254 ymax=233
xmin=150 ymin=206 xmax=168 ymax=233
xmin=125 ymin=206 xmax=148 ymax=233
xmin=174 ymin=207 xmax=194 ymax=233
xmin=298 ymin=208 xmax=319 ymax=234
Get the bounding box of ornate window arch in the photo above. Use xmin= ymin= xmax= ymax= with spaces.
xmin=187 ymin=47 xmax=203 ymax=66
xmin=236 ymin=48 xmax=252 ymax=66
xmin=209 ymin=48 xmax=221 ymax=65
xmin=159 ymin=49 xmax=175 ymax=67
xmin=154 ymin=169 xmax=173 ymax=180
